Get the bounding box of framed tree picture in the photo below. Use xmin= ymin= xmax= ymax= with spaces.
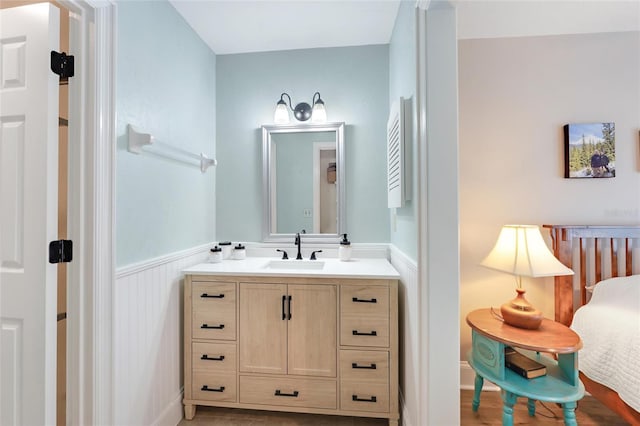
xmin=564 ymin=122 xmax=615 ymax=178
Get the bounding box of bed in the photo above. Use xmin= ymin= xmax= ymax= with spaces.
xmin=544 ymin=225 xmax=640 ymax=425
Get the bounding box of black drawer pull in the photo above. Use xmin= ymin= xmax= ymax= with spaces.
xmin=201 ymin=354 xmax=225 ymax=361
xmin=282 ymin=295 xmax=286 ymax=320
xmin=352 ymin=362 xmax=377 ymax=369
xmin=352 ymin=297 xmax=377 ymax=303
xmin=352 ymin=330 xmax=377 ymax=336
xmin=352 ymin=395 xmax=377 ymax=403
xmin=201 ymin=385 xmax=225 ymax=393
xmin=275 ymin=390 xmax=299 ymax=398
xmin=201 ymin=324 xmax=225 ymax=329
xmin=201 ymin=293 xmax=225 ymax=299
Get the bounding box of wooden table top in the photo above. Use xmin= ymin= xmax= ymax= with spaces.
xmin=466 ymin=308 xmax=582 ymax=354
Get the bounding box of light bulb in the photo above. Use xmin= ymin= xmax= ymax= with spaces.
xmin=274 ymin=101 xmax=290 ymax=124
xmin=311 ymin=101 xmax=327 ymax=123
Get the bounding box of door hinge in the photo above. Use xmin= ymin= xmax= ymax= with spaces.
xmin=49 ymin=240 xmax=73 ymax=264
xmin=50 ymin=51 xmax=74 ymax=79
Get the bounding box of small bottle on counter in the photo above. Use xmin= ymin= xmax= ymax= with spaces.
xmin=218 ymin=241 xmax=232 ymax=259
xmin=232 ymin=243 xmax=246 ymax=260
xmin=208 ymin=246 xmax=223 ymax=263
xmin=339 ymin=233 xmax=352 ymax=261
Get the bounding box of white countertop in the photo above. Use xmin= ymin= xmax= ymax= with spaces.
xmin=182 ymin=257 xmax=400 ymax=279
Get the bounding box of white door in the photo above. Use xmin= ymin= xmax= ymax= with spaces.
xmin=1 ymin=3 xmax=60 ymax=425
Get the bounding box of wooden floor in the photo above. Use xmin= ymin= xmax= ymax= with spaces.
xmin=178 ymin=407 xmax=388 ymax=426
xmin=178 ymin=390 xmax=630 ymax=425
xmin=460 ymin=390 xmax=629 ymax=425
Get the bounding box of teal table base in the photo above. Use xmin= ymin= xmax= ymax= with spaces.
xmin=527 ymin=397 xmax=536 ymax=416
xmin=472 ymin=375 xmax=483 ymax=412
xmin=467 ymin=331 xmax=584 ymax=426
xmin=472 ymin=373 xmax=579 ymax=426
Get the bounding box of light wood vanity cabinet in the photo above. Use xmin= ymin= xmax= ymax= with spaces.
xmin=183 ymin=274 xmax=399 ymax=426
xmin=238 ymin=283 xmax=337 ymax=377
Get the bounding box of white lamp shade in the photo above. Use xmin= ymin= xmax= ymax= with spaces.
xmin=274 ymin=103 xmax=290 ymax=124
xmin=311 ymin=102 xmax=327 ymax=123
xmin=480 ymin=225 xmax=574 ymax=277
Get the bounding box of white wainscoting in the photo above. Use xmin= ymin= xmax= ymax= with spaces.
xmin=114 ymin=244 xmax=211 ymax=426
xmin=389 ymin=245 xmax=419 ymax=426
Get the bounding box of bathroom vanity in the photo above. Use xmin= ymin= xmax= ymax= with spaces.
xmin=182 ymin=258 xmax=400 ymax=425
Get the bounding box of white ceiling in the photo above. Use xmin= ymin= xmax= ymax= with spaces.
xmin=169 ymin=0 xmax=640 ymax=55
xmin=168 ymin=0 xmax=402 ymax=55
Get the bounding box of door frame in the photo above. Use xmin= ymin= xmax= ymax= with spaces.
xmin=312 ymin=142 xmax=336 ymax=233
xmin=415 ymin=1 xmax=460 ymax=425
xmin=61 ymin=0 xmax=116 ymax=424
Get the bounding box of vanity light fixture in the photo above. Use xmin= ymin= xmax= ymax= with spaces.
xmin=274 ymin=92 xmax=327 ymax=124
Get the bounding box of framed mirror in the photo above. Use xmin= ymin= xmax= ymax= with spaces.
xmin=262 ymin=122 xmax=345 ymax=243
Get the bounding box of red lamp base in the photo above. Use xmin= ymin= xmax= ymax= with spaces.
xmin=500 ymin=288 xmax=542 ymax=330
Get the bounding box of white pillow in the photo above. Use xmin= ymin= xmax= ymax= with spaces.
xmin=587 ymin=275 xmax=640 ymax=311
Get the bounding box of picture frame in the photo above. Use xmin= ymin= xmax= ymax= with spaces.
xmin=564 ymin=123 xmax=615 ymax=178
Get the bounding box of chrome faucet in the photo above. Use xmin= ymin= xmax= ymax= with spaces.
xmin=294 ymin=230 xmax=305 ymax=260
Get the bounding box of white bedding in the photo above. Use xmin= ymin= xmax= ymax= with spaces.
xmin=570 ymin=275 xmax=640 ymax=411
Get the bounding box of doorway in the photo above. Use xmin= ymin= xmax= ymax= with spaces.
xmin=312 ymin=143 xmax=337 ymax=234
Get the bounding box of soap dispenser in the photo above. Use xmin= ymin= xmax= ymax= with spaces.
xmin=339 ymin=234 xmax=352 ymax=261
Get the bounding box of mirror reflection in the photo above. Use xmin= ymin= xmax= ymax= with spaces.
xmin=262 ymin=123 xmax=345 ymax=242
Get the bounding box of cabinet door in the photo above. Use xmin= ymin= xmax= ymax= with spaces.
xmin=239 ymin=283 xmax=288 ymax=374
xmin=288 ymin=284 xmax=337 ymax=377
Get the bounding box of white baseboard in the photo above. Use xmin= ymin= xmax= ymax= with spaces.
xmin=400 ymin=391 xmax=414 ymax=426
xmin=459 ymin=361 xmax=499 ymax=391
xmin=153 ymin=389 xmax=183 ymax=426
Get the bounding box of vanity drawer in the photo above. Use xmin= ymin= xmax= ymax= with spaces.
xmin=340 ymin=350 xmax=388 ymax=383
xmin=191 ymin=282 xmax=236 ymax=340
xmin=341 ymin=285 xmax=389 ymax=317
xmin=341 ymin=315 xmax=389 ymax=348
xmin=192 ymin=309 xmax=236 ymax=340
xmin=192 ymin=372 xmax=237 ymax=402
xmin=340 ymin=382 xmax=389 ymax=413
xmin=192 ymin=282 xmax=236 ymax=311
xmin=240 ymin=376 xmax=336 ymax=409
xmin=192 ymin=342 xmax=236 ymax=372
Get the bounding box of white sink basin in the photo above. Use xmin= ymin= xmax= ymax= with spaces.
xmin=263 ymin=260 xmax=325 ymax=270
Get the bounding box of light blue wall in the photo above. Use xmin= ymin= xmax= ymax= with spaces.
xmin=116 ymin=0 xmax=216 ymax=267
xmin=389 ymin=1 xmax=418 ymax=261
xmin=216 ymin=45 xmax=390 ymax=244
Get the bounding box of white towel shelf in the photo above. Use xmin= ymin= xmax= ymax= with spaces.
xmin=127 ymin=124 xmax=217 ymax=173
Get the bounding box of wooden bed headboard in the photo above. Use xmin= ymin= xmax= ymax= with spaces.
xmin=543 ymin=225 xmax=640 ymax=326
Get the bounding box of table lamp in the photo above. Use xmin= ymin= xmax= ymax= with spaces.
xmin=480 ymin=225 xmax=574 ymax=329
